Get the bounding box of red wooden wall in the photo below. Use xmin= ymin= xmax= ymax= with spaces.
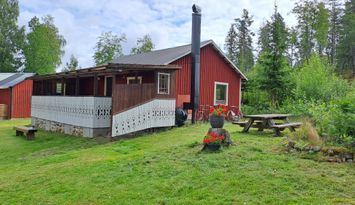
xmin=11 ymin=80 xmax=33 ymax=118
xmin=0 ymin=88 xmax=11 ymax=117
xmin=172 ymin=44 xmax=242 ymax=108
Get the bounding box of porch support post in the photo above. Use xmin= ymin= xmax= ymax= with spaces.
xmin=75 ymin=77 xmax=80 ymax=96
xmin=93 ymin=74 xmax=98 ymax=96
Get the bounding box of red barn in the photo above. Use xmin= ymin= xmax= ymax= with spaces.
xmin=111 ymin=40 xmax=247 ymax=109
xmin=0 ymin=73 xmax=35 ymax=119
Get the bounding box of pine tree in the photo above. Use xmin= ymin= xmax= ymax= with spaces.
xmin=0 ymin=0 xmax=25 ymax=72
xmin=234 ymin=9 xmax=254 ymax=73
xmin=224 ymin=24 xmax=238 ymax=65
xmin=292 ymin=0 xmax=318 ymax=64
xmin=315 ymin=2 xmax=329 ymax=56
xmin=337 ymin=0 xmax=355 ymax=75
xmin=326 ymin=0 xmax=342 ymax=65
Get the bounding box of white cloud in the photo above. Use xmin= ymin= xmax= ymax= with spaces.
xmin=18 ymin=0 xmax=297 ymax=71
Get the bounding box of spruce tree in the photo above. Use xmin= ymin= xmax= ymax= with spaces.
xmin=258 ymin=5 xmax=290 ymax=106
xmin=234 ymin=9 xmax=254 ymax=73
xmin=224 ymin=24 xmax=238 ymax=65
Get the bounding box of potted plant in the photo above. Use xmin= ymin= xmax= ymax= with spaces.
xmin=209 ymin=104 xmax=227 ymax=128
xmin=203 ymin=133 xmax=225 ymax=151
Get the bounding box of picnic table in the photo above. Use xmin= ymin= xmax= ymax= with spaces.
xmin=233 ymin=114 xmax=302 ymax=136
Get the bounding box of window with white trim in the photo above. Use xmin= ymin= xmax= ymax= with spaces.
xmin=214 ymin=82 xmax=228 ymax=105
xmin=157 ymin=73 xmax=170 ymax=94
xmin=127 ymin=76 xmax=142 ymax=84
xmin=56 ymin=83 xmax=62 ymax=95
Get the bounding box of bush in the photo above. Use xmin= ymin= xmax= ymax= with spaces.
xmin=292 ymin=54 xmax=349 ymax=102
xmin=288 ymin=119 xmax=323 ymax=147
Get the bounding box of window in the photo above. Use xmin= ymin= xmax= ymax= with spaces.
xmin=127 ymin=76 xmax=142 ymax=84
xmin=214 ymin=82 xmax=228 ymax=105
xmin=158 ymin=73 xmax=170 ymax=94
xmin=56 ymin=83 xmax=62 ymax=95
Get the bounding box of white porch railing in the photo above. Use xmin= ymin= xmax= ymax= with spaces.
xmin=31 ymin=96 xmax=112 ymax=128
xmin=112 ymin=99 xmax=175 ymax=137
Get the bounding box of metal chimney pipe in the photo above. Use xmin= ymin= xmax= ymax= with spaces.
xmin=191 ymin=4 xmax=201 ymax=124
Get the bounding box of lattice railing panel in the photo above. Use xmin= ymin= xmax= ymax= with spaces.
xmin=31 ymin=96 xmax=111 ymax=128
xmin=112 ymin=99 xmax=175 ymax=137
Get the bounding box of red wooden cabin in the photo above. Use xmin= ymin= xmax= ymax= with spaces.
xmin=111 ymin=40 xmax=247 ymax=109
xmin=30 ymin=40 xmax=246 ymax=138
xmin=0 ymin=73 xmax=35 ymax=119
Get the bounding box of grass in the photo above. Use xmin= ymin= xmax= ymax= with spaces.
xmin=0 ymin=119 xmax=354 ymax=204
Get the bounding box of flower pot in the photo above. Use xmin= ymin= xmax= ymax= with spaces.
xmin=205 ymin=143 xmax=221 ymax=151
xmin=209 ymin=115 xmax=224 ymax=128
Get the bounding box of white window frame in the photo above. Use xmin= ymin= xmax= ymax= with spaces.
xmin=214 ymin=81 xmax=229 ymax=105
xmin=157 ymin=72 xmax=170 ymax=95
xmin=126 ymin=76 xmax=142 ymax=84
xmin=56 ymin=82 xmax=62 ymax=95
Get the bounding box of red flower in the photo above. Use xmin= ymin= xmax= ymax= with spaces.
xmin=209 ymin=107 xmax=215 ymax=113
xmin=203 ymin=138 xmax=209 ymax=144
xmin=217 ymin=112 xmax=222 ymax=116
xmin=219 ymin=136 xmax=225 ymax=141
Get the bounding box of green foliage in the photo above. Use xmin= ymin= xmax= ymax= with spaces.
xmin=224 ymin=23 xmax=238 ymax=64
xmin=315 ymin=2 xmax=329 ymax=55
xmin=337 ymin=0 xmax=355 ymax=74
xmin=0 ymin=120 xmax=354 ymax=204
xmin=292 ymin=54 xmax=348 ymax=101
xmin=327 ymin=0 xmax=342 ymax=65
xmin=130 ymin=34 xmax=154 ymax=55
xmin=93 ymin=31 xmax=126 ymax=65
xmin=62 ymin=54 xmax=79 ymax=72
xmin=255 ymin=7 xmax=291 ymax=106
xmin=225 ymin=9 xmax=254 ymax=73
xmin=0 ymin=0 xmax=25 ymax=72
xmin=23 ymin=16 xmax=66 ymax=74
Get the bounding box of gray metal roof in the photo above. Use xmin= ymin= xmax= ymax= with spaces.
xmin=110 ymin=39 xmax=247 ymax=80
xmin=0 ymin=73 xmax=35 ymax=89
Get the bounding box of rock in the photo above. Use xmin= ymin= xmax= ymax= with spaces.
xmin=344 ymin=154 xmax=353 ymax=160
xmin=328 ymin=157 xmax=335 ymax=162
xmin=327 ymin=149 xmax=334 ymax=156
xmin=312 ymin=146 xmax=322 ymax=152
xmin=347 ymin=159 xmax=353 ymax=163
xmin=336 ymin=158 xmax=342 ymax=163
xmin=303 ymin=146 xmax=310 ymax=152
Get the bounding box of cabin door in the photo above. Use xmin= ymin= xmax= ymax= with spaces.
xmin=105 ymin=77 xmax=112 ymax=97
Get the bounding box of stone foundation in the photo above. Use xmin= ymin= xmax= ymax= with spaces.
xmin=32 ymin=117 xmax=110 ymax=138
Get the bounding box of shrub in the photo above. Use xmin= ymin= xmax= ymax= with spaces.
xmin=288 ymin=119 xmax=323 ymax=147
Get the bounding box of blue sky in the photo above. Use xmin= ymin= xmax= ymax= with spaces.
xmin=18 ymin=0 xmax=297 ymax=70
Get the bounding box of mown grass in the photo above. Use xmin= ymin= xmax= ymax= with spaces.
xmin=0 ymin=119 xmax=354 ymax=204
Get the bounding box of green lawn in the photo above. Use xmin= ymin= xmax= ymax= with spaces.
xmin=0 ymin=120 xmax=354 ymax=204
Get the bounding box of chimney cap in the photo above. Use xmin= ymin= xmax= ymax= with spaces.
xmin=192 ymin=4 xmax=201 ymax=14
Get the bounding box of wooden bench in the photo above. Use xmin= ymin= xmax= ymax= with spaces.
xmin=14 ymin=126 xmax=37 ymax=140
xmin=232 ymin=121 xmax=248 ymax=127
xmin=271 ymin=122 xmax=302 ymax=136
